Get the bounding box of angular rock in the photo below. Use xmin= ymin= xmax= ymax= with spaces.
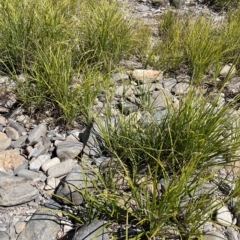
xmin=5 ymin=126 xmax=19 ymax=140
xmin=55 ymin=166 xmax=94 ymax=205
xmin=0 ymin=116 xmax=7 ymax=126
xmin=27 ymin=124 xmax=47 ymax=144
xmin=41 ymin=157 xmax=61 ymax=172
xmin=29 ymin=154 xmax=51 ymax=171
xmin=47 ymin=159 xmax=76 ymax=177
xmin=28 ymin=145 xmax=47 ymax=159
xmin=45 ymin=176 xmax=60 ymax=190
xmin=56 ymin=141 xmax=83 ymax=161
xmin=0 ymin=172 xmax=38 ymax=206
xmin=73 ymin=220 xmax=109 ymax=240
xmin=0 ymin=149 xmax=26 ymax=171
xmin=131 ymin=69 xmax=163 ymax=84
xmin=17 ymin=210 xmax=60 ymax=240
xmin=163 ymin=78 xmax=177 ymax=92
xmin=111 ymin=73 xmax=129 ymax=84
xmin=13 ymin=161 xmax=28 ymax=175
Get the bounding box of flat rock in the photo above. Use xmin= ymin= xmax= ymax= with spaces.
xmin=56 ymin=141 xmax=83 ymax=161
xmin=73 ymin=220 xmax=109 ymax=240
xmin=29 ymin=154 xmax=51 ymax=171
xmin=0 ymin=132 xmax=8 ymax=140
xmin=11 ymin=135 xmax=28 ymax=148
xmin=220 ymin=64 xmax=236 ymax=78
xmin=17 ymin=210 xmax=60 ymax=240
xmin=131 ymin=69 xmax=163 ymax=84
xmin=0 ymin=172 xmax=39 ymax=206
xmin=216 ymin=205 xmax=232 ymax=226
xmin=47 ymin=159 xmax=76 ymax=177
xmin=27 ymin=124 xmax=47 ymax=144
xmin=17 ymin=169 xmax=42 ymax=181
xmin=5 ymin=126 xmax=19 ymax=140
xmin=41 ymin=157 xmax=60 ymax=172
xmin=0 ymin=149 xmax=26 ymax=171
xmin=0 ymin=116 xmax=7 ymax=126
xmin=8 ymin=119 xmax=25 ymax=135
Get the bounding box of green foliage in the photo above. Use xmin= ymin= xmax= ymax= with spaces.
xmin=152 ymin=10 xmax=240 ymax=84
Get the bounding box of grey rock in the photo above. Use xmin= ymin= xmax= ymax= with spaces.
xmin=0 ymin=116 xmax=7 ymax=126
xmin=203 ymin=231 xmax=227 ymax=240
xmin=8 ymin=119 xmax=25 ymax=135
xmin=29 ymin=154 xmax=51 ymax=171
xmin=226 ymin=77 xmax=240 ymax=96
xmin=11 ymin=135 xmax=28 ymax=148
xmin=163 ymin=78 xmax=177 ymax=92
xmin=0 ymin=138 xmax=11 ymax=151
xmin=17 ymin=210 xmax=60 ymax=240
xmin=172 ymin=82 xmax=189 ymax=95
xmin=73 ymin=220 xmax=109 ymax=240
xmin=55 ymin=166 xmax=95 ymax=205
xmin=0 ymin=172 xmax=38 ymax=206
xmin=27 ymin=124 xmax=47 ymax=144
xmin=225 ymin=227 xmax=238 ymax=240
xmin=118 ymin=99 xmax=138 ymax=115
xmin=47 ymin=159 xmax=76 ymax=177
xmin=44 ymin=199 xmax=62 ymax=210
xmin=41 ymin=157 xmax=61 ymax=172
xmin=17 ymin=169 xmax=42 ymax=181
xmin=13 ymin=161 xmax=29 ymax=175
xmin=0 ymin=231 xmax=9 ymax=240
xmin=151 ymin=89 xmax=172 ymax=110
xmin=28 ymin=145 xmax=47 ymax=159
xmin=5 ymin=126 xmax=19 ymax=140
xmin=56 ymin=141 xmax=83 ymax=161
xmin=45 ymin=176 xmax=60 ymax=190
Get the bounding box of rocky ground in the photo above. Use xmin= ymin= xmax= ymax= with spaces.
xmin=1 ymin=0 xmax=240 ymax=240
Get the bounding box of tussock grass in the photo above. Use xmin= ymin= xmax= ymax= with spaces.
xmin=152 ymin=9 xmax=240 ymax=83
xmin=0 ymin=0 xmax=149 ymax=124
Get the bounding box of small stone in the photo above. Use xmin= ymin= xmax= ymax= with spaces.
xmin=56 ymin=141 xmax=83 ymax=161
xmin=137 ymin=5 xmax=150 ymax=11
xmin=29 ymin=154 xmax=50 ymax=171
xmin=11 ymin=135 xmax=28 ymax=148
xmin=163 ymin=78 xmax=177 ymax=92
xmin=151 ymin=89 xmax=172 ymax=110
xmin=5 ymin=126 xmax=19 ymax=140
xmin=41 ymin=157 xmax=61 ymax=172
xmin=27 ymin=124 xmax=47 ymax=144
xmin=0 ymin=107 xmax=9 ymax=113
xmin=172 ymin=82 xmax=189 ymax=95
xmin=220 ymin=64 xmax=236 ymax=78
xmin=216 ymin=205 xmax=232 ymax=226
xmin=169 ymin=0 xmax=185 ymax=8
xmin=115 ymin=85 xmax=134 ymax=97
xmin=8 ymin=119 xmax=25 ymax=135
xmin=111 ymin=73 xmax=129 ymax=84
xmin=47 ymin=159 xmax=76 ymax=177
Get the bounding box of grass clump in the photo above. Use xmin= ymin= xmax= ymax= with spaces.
xmin=77 ymin=89 xmax=240 ymax=239
xmin=152 ymin=10 xmax=240 ymax=84
xmin=0 ymin=0 xmax=149 ymax=124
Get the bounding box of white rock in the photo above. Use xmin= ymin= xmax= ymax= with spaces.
xmin=220 ymin=64 xmax=236 ymax=78
xmin=216 ymin=205 xmax=232 ymax=226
